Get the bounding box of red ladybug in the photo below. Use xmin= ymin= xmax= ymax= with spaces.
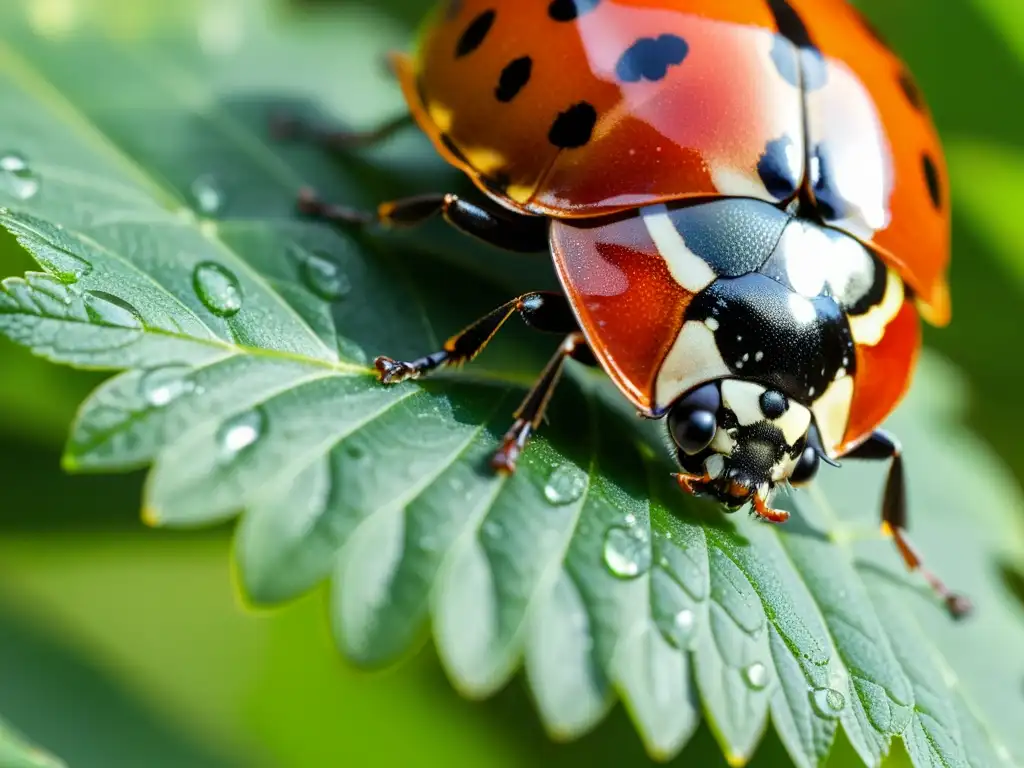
xmin=279 ymin=0 xmax=968 ymax=617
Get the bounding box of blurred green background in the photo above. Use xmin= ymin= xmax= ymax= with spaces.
xmin=1 ymin=0 xmax=1022 ymax=766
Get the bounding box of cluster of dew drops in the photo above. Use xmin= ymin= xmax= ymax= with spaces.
xmin=541 ymin=463 xmax=847 ymax=718
xmin=5 ymin=161 xmax=850 ymax=722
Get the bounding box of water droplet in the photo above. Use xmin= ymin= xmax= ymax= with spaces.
xmin=660 ymin=608 xmax=696 ymax=649
xmin=190 ymin=174 xmax=224 ymax=215
xmin=217 ymin=408 xmax=265 ymax=462
xmin=139 ymin=365 xmax=194 ymax=407
xmin=810 ymin=687 xmax=846 ymax=719
xmin=543 ymin=464 xmax=586 ymax=505
xmin=301 ymin=251 xmax=351 ymax=301
xmin=0 ymin=152 xmax=40 ymax=199
xmin=193 ymin=261 xmax=242 ymax=317
xmin=603 ymin=524 xmax=652 ymax=579
xmin=37 ymin=247 xmax=91 ymax=284
xmin=84 ymin=291 xmax=142 ymax=329
xmin=744 ymin=662 xmax=769 ymax=690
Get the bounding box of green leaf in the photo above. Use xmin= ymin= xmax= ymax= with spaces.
xmin=0 ymin=718 xmax=64 ymax=768
xmin=1 ymin=3 xmax=1023 ymax=768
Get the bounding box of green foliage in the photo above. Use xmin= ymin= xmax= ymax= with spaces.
xmin=0 ymin=1 xmax=1023 ymax=767
xmin=0 ymin=718 xmax=64 ymax=768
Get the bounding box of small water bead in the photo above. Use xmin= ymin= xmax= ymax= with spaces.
xmin=193 ymin=261 xmax=242 ymax=317
xmin=660 ymin=608 xmax=697 ymax=649
xmin=84 ymin=291 xmax=143 ymax=329
xmin=543 ymin=464 xmax=586 ymax=505
xmin=0 ymin=152 xmax=40 ymax=200
xmin=217 ymin=408 xmax=265 ymax=462
xmin=603 ymin=524 xmax=652 ymax=579
xmin=301 ymin=251 xmax=351 ymax=301
xmin=809 ymin=687 xmax=846 ymax=719
xmin=190 ymin=174 xmax=225 ymax=215
xmin=743 ymin=662 xmax=770 ymax=690
xmin=140 ymin=365 xmax=195 ymax=407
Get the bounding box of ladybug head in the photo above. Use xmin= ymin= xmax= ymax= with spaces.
xmin=667 ymin=379 xmax=826 ymax=519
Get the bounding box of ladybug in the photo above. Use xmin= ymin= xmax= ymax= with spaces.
xmin=278 ymin=0 xmax=969 ymax=617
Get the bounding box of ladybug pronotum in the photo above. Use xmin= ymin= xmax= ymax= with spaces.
xmin=278 ymin=0 xmax=969 ymax=617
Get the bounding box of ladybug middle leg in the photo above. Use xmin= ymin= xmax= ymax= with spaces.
xmin=844 ymin=429 xmax=972 ymax=619
xmin=373 ymin=291 xmax=593 ymax=474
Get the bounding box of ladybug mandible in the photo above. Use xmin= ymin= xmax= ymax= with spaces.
xmin=278 ymin=0 xmax=968 ymax=617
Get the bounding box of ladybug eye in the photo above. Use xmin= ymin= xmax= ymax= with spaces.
xmin=669 ymin=383 xmax=722 ymax=455
xmin=672 ymin=410 xmax=717 ymax=454
xmin=790 ymin=445 xmax=820 ymax=486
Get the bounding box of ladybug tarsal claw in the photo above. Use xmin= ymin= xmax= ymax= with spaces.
xmin=672 ymin=472 xmax=708 ymax=496
xmin=490 ymin=418 xmax=532 ymax=475
xmin=946 ymin=594 xmax=973 ymax=620
xmin=374 ymin=356 xmax=417 ymax=384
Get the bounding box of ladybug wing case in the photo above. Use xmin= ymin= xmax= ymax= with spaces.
xmin=786 ymin=0 xmax=952 ymax=326
xmin=399 ymin=0 xmax=806 ymax=216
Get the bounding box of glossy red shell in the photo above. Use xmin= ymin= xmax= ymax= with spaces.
xmin=399 ymin=0 xmax=951 ymax=324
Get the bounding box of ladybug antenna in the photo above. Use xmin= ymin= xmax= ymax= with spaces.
xmin=819 ymin=449 xmax=841 ymax=468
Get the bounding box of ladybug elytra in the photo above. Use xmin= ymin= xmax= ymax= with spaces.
xmin=278 ymin=0 xmax=968 ymax=617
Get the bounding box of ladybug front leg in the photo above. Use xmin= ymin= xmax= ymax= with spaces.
xmin=375 ymin=290 xmax=581 ymax=383
xmin=844 ymin=430 xmax=972 ymax=619
xmin=297 ymin=189 xmax=550 ymax=253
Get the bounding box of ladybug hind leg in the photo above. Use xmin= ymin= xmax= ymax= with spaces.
xmin=296 ymin=188 xmax=550 ymax=253
xmin=844 ymin=429 xmax=972 ymax=619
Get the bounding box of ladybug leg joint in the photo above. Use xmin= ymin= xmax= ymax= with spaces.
xmin=751 ymin=492 xmax=790 ymax=524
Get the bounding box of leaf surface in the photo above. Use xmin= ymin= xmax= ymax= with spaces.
xmin=1 ymin=3 xmax=1023 ymax=766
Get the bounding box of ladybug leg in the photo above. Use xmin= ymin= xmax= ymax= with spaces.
xmin=844 ymin=430 xmax=972 ymax=619
xmin=491 ymin=332 xmax=591 ymax=474
xmin=270 ymin=111 xmax=413 ymax=151
xmin=297 ymin=189 xmax=549 ymax=253
xmin=375 ymin=291 xmax=579 ymax=384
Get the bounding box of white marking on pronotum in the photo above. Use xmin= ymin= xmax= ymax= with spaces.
xmin=721 ymin=379 xmax=766 ymax=427
xmin=655 ymin=320 xmax=730 ymax=412
xmin=811 ymin=375 xmax=855 ymax=455
xmin=641 ymin=204 xmax=717 ymax=292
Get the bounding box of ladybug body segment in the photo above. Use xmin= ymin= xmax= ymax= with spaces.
xmin=283 ymin=0 xmax=967 ymax=616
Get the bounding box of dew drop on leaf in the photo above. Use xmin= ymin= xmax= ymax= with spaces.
xmin=190 ymin=174 xmax=225 ymax=215
xmin=140 ymin=364 xmax=195 ymax=407
xmin=743 ymin=662 xmax=770 ymax=690
xmin=301 ymin=251 xmax=351 ymax=301
xmin=660 ymin=608 xmax=696 ymax=649
xmin=543 ymin=464 xmax=586 ymax=505
xmin=216 ymin=408 xmax=265 ymax=462
xmin=193 ymin=261 xmax=243 ymax=317
xmin=0 ymin=152 xmax=40 ymax=200
xmin=602 ymin=524 xmax=652 ymax=579
xmin=809 ymin=686 xmax=846 ymax=718
xmin=84 ymin=290 xmax=143 ymax=329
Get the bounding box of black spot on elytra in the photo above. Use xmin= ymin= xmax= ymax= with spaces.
xmin=548 ymin=0 xmax=600 ymax=22
xmin=766 ymin=0 xmax=814 ymax=49
xmin=759 ymin=390 xmax=789 ymax=419
xmin=810 ymin=144 xmax=847 ymax=220
xmin=455 ymin=9 xmax=495 ymax=58
xmin=615 ymin=34 xmax=689 ymax=83
xmin=923 ymin=153 xmax=942 ymax=209
xmin=548 ymin=102 xmax=597 ymax=148
xmin=496 ymin=56 xmax=532 ymax=102
xmin=898 ymin=68 xmax=925 ymax=111
xmin=758 ymin=135 xmax=802 ymax=200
